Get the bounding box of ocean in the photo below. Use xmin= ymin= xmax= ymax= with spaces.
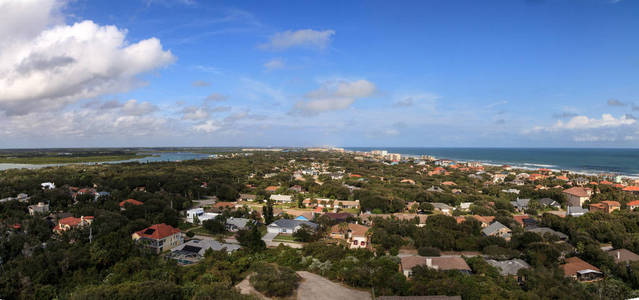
xmin=345 ymin=147 xmax=639 ymax=177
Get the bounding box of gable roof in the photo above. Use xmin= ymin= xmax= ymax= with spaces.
xmin=135 ymin=223 xmax=181 ymax=240
xmin=561 ymin=257 xmax=600 ymax=277
xmin=330 ymin=223 xmax=370 ymax=237
xmin=607 ymin=248 xmax=639 ymax=264
xmin=486 ymin=259 xmax=530 ymax=276
xmin=482 ymin=221 xmax=510 ymax=236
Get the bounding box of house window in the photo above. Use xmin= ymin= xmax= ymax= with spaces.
xmin=353 ymin=240 xmax=358 ymax=245
xmin=361 ymin=242 xmax=366 ymax=246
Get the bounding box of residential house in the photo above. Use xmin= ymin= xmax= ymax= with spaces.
xmin=501 ymin=189 xmax=520 ymax=195
xmin=41 ymin=182 xmax=55 ymax=190
xmin=329 ymin=223 xmax=370 ymax=249
xmin=119 ymin=198 xmax=143 ymax=210
xmin=400 ymin=256 xmax=471 ymax=277
xmin=455 ymin=215 xmax=495 ymax=228
xmin=225 ymin=217 xmax=253 ymax=232
xmin=563 ymin=187 xmax=592 ymax=207
xmin=431 ymin=202 xmax=453 ymax=215
xmin=459 ymin=202 xmax=473 ymax=211
xmin=28 ymin=202 xmax=49 ymax=215
xmin=168 ymin=239 xmax=241 ymax=265
xmin=628 ymin=200 xmax=639 ymax=211
xmin=567 ymin=206 xmax=588 ymax=217
xmin=510 ymin=198 xmax=530 ymax=212
xmin=622 ymin=186 xmax=639 ymax=194
xmin=53 ymin=215 xmax=94 ymax=233
xmin=574 ymin=177 xmax=589 ymax=186
xmin=132 ymin=223 xmax=183 ymax=254
xmin=270 ymin=194 xmax=293 ymax=203
xmin=238 ymin=194 xmax=257 ymax=201
xmin=266 ymin=219 xmax=318 ymax=234
xmin=512 ymin=215 xmax=533 ymax=227
xmin=441 ymin=181 xmax=456 ymax=186
xmin=538 ymin=198 xmax=560 ymax=209
xmin=481 ymin=221 xmax=512 ymax=241
xmin=607 ymin=249 xmax=639 ymax=265
xmin=589 ymin=201 xmax=620 ymax=214
xmin=561 ymin=257 xmax=603 ymax=282
xmin=427 ymin=186 xmax=444 ymax=193
xmin=492 ymin=174 xmax=507 ymax=183
xmin=186 ymin=207 xmax=219 ymax=223
xmin=336 ymin=200 xmax=360 ymax=209
xmin=486 ymin=259 xmax=530 ymax=281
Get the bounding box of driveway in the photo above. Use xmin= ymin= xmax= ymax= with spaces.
xmin=235 ymin=271 xmax=371 ymax=300
xmin=262 ymin=232 xmax=277 ymax=242
xmin=296 ymin=271 xmax=371 ymax=300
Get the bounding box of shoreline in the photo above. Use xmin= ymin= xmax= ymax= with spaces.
xmin=360 ymin=151 xmax=639 ymax=179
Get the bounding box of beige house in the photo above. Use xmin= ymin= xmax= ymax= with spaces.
xmin=563 ymin=187 xmax=592 ymax=207
xmin=330 ymin=223 xmax=370 ymax=249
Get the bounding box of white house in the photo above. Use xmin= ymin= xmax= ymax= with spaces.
xmin=41 ymin=182 xmax=56 ymax=190
xmin=186 ymin=208 xmax=219 ymax=223
xmin=266 ymin=219 xmax=318 ymax=234
xmin=270 ymin=194 xmax=293 ymax=203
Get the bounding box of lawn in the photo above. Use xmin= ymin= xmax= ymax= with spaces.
xmin=272 ymin=234 xmax=297 ymax=242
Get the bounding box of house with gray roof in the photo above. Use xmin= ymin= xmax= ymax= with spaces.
xmin=482 ymin=221 xmax=512 ymax=241
xmin=266 ymin=219 xmax=318 ymax=234
xmin=568 ymin=206 xmax=588 ymax=217
xmin=431 ymin=203 xmax=453 ymax=215
xmin=487 ymin=258 xmax=530 ymax=276
xmin=427 ymin=186 xmax=444 ymax=193
xmin=225 ymin=217 xmax=253 ymax=232
xmin=168 ymin=239 xmax=240 ymax=265
xmin=510 ymin=198 xmax=530 ymax=212
xmin=538 ymin=198 xmax=560 ymax=208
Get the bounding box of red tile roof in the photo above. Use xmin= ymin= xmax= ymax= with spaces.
xmin=134 ymin=223 xmax=180 ymax=240
xmin=627 ymin=200 xmax=639 ymax=206
xmin=623 ymin=186 xmax=639 ymax=192
xmin=119 ymin=199 xmax=143 ymax=207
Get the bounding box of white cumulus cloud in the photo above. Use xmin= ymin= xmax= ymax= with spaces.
xmin=549 ymin=114 xmax=636 ymax=130
xmin=293 ymin=79 xmax=376 ymax=115
xmin=0 ymin=0 xmax=175 ymax=115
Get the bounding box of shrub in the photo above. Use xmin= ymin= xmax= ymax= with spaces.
xmin=250 ymin=263 xmax=300 ymax=297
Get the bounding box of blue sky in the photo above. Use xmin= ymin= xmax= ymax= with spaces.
xmin=0 ymin=0 xmax=638 ymax=148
